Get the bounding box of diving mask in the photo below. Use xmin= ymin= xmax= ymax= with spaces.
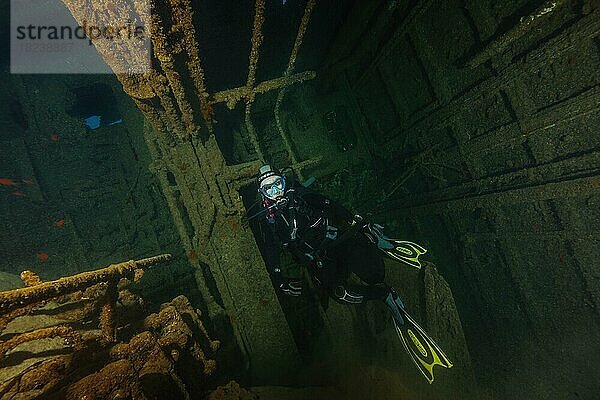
xmin=259 ymin=176 xmax=286 ymax=199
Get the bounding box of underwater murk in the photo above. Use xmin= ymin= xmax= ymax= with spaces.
xmin=0 ymin=0 xmax=598 ymax=399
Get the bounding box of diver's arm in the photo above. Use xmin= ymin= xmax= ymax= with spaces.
xmin=262 ymin=220 xmax=283 ymax=281
xmin=295 ymin=187 xmax=355 ymax=223
xmin=262 ymin=220 xmax=302 ymax=297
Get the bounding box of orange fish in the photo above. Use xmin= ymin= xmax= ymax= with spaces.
xmin=50 ymin=133 xmax=59 ymax=142
xmin=0 ymin=178 xmax=18 ymax=186
xmin=22 ymin=179 xmax=33 ymax=184
xmin=36 ymin=252 xmax=49 ymax=261
xmin=11 ymin=191 xmax=26 ymax=196
xmin=55 ymin=219 xmax=66 ymax=228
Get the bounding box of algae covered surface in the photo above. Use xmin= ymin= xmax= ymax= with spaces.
xmin=1 ymin=0 xmax=599 ymax=399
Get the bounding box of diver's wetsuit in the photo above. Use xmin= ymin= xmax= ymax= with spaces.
xmin=261 ymin=186 xmax=389 ymax=304
xmin=257 ymin=179 xmax=453 ymax=383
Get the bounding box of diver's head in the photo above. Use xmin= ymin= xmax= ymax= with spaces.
xmin=257 ymin=164 xmax=286 ymax=201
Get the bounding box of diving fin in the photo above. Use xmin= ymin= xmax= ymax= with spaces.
xmin=384 ymin=240 xmax=426 ymax=269
xmin=385 ymin=291 xmax=453 ymax=384
xmin=365 ymin=224 xmax=427 ymax=269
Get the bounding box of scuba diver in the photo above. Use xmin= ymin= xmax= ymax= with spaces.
xmin=252 ymin=164 xmax=453 ymax=384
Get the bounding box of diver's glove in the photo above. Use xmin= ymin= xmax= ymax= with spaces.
xmin=365 ymin=222 xmax=385 ymax=237
xmin=279 ymin=280 xmax=302 ymax=297
xmin=364 ymin=222 xmax=395 ymax=249
xmin=363 ymin=223 xmax=427 ymax=269
xmin=352 ymin=214 xmax=365 ymax=225
xmin=352 ymin=214 xmax=371 ymax=230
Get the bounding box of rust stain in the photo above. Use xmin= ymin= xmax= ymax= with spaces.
xmin=187 ymin=249 xmax=199 ymax=262
xmin=257 ymin=297 xmax=269 ymax=308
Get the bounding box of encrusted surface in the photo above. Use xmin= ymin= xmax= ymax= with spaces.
xmin=1 ymin=285 xmax=218 ymax=399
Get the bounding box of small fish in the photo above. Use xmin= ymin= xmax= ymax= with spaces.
xmin=0 ymin=178 xmax=18 ymax=186
xmin=55 ymin=219 xmax=66 ymax=228
xmin=50 ymin=133 xmax=59 ymax=142
xmin=84 ymin=116 xmax=101 ymax=130
xmin=36 ymin=252 xmax=49 ymax=261
xmin=11 ymin=191 xmax=26 ymax=196
xmin=22 ymin=179 xmax=33 ymax=184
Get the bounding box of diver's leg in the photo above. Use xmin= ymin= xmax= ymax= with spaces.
xmin=333 ymin=239 xmax=453 ymax=382
xmin=331 ymin=284 xmax=366 ymax=304
xmin=328 ymin=280 xmax=390 ymax=304
xmin=324 ymin=237 xmax=388 ymax=304
xmin=340 ymin=237 xmax=386 ymax=285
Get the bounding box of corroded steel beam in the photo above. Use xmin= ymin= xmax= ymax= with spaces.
xmin=0 ymin=254 xmax=172 ymax=314
xmin=59 ymin=1 xmax=303 ymax=381
xmin=465 ymin=0 xmax=569 ymax=67
xmin=210 ymin=71 xmax=316 ymax=108
xmin=246 ymin=0 xmax=267 ymax=92
xmin=275 ymin=0 xmax=317 ymax=181
xmin=243 ymin=0 xmax=267 ymax=161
